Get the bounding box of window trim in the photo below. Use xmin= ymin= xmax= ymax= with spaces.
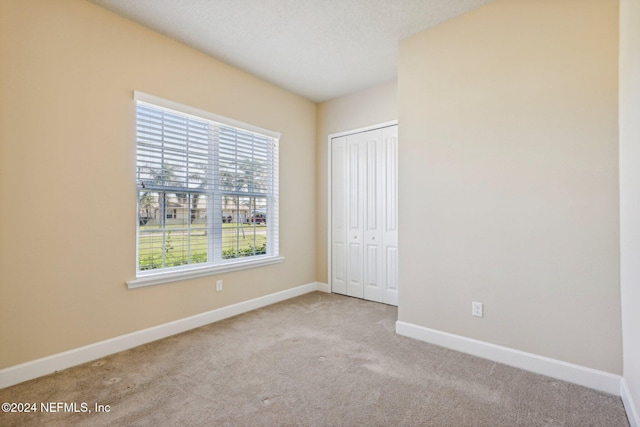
xmin=128 ymin=91 xmax=283 ymax=289
xmin=127 ymin=256 xmax=285 ymax=289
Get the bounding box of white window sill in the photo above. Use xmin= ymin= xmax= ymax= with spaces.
xmin=126 ymin=256 xmax=285 ymax=289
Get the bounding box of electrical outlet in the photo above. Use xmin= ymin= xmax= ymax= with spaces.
xmin=216 ymin=280 xmax=223 ymax=292
xmin=472 ymin=302 xmax=483 ymax=317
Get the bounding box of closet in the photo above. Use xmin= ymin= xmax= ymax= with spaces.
xmin=330 ymin=124 xmax=398 ymax=306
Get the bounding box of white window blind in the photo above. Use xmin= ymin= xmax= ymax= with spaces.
xmin=133 ymin=92 xmax=279 ymax=284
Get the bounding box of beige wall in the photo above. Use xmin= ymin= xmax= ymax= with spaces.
xmin=620 ymin=0 xmax=640 ymax=412
xmin=315 ymin=80 xmax=397 ymax=283
xmin=0 ymin=0 xmax=316 ymax=368
xmin=398 ymin=0 xmax=621 ymax=373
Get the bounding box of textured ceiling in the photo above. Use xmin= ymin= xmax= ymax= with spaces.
xmin=87 ymin=0 xmax=492 ymax=102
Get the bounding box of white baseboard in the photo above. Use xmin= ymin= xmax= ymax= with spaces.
xmin=0 ymin=282 xmax=322 ymax=389
xmin=622 ymin=378 xmax=640 ymax=427
xmin=315 ymin=282 xmax=330 ymax=293
xmin=395 ymin=320 xmax=622 ymax=396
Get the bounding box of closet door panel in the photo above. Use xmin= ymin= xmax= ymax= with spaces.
xmin=382 ymin=126 xmax=399 ymax=306
xmin=364 ymin=130 xmax=384 ymax=303
xmin=330 ymin=137 xmax=347 ymax=295
xmin=346 ymin=133 xmax=364 ymax=298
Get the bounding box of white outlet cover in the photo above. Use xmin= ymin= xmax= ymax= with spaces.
xmin=472 ymin=302 xmax=483 ymax=317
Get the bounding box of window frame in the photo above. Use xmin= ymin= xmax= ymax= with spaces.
xmin=127 ymin=91 xmax=283 ymax=289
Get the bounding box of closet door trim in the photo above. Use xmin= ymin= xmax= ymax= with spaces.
xmin=328 ymin=120 xmax=398 ymax=302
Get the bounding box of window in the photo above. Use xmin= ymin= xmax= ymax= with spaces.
xmin=129 ymin=92 xmax=281 ymax=288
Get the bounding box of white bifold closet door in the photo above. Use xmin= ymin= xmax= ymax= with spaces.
xmin=331 ymin=125 xmax=398 ymax=306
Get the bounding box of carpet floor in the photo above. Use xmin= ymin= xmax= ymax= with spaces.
xmin=0 ymin=291 xmax=630 ymax=426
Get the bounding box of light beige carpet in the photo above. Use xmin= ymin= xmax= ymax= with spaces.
xmin=0 ymin=292 xmax=629 ymax=426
